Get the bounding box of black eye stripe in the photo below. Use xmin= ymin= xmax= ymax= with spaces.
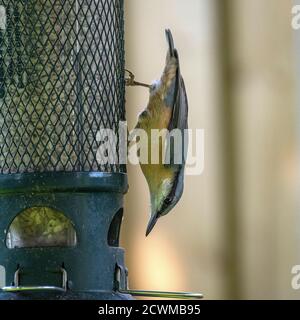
xmin=165 ymin=197 xmax=172 ymax=204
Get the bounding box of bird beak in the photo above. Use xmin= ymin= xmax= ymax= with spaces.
xmin=145 ymin=214 xmax=158 ymax=237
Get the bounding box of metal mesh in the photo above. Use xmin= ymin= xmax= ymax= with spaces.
xmin=0 ymin=0 xmax=125 ymax=174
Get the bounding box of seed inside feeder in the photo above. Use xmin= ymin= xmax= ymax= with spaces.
xmin=6 ymin=207 xmax=77 ymax=248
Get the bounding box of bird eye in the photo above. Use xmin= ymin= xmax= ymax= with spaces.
xmin=164 ymin=197 xmax=172 ymax=205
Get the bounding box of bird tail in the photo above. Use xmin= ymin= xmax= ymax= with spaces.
xmin=145 ymin=214 xmax=159 ymax=237
xmin=165 ymin=29 xmax=175 ymax=57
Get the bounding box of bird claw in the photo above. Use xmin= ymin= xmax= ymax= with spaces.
xmin=125 ymin=69 xmax=151 ymax=89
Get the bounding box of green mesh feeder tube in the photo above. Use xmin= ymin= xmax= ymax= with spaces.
xmin=0 ymin=0 xmax=131 ymax=300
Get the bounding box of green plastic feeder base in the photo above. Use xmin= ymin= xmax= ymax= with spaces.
xmin=0 ymin=172 xmax=132 ymax=300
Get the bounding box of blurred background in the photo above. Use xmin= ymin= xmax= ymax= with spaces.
xmin=121 ymin=0 xmax=300 ymax=299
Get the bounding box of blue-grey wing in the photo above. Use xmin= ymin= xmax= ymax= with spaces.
xmin=164 ymin=51 xmax=189 ymax=168
xmin=163 ymin=31 xmax=188 ymax=215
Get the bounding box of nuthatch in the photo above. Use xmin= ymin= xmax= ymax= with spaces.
xmin=133 ymin=29 xmax=188 ymax=236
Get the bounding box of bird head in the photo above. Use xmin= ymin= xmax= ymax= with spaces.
xmin=146 ymin=176 xmax=180 ymax=236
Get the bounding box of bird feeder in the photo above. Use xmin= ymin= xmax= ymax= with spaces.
xmin=0 ymin=0 xmax=130 ymax=300
xmin=0 ymin=0 xmax=204 ymax=301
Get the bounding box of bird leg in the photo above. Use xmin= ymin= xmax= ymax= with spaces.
xmin=125 ymin=69 xmax=151 ymax=89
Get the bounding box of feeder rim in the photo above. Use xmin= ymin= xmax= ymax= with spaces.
xmin=0 ymin=172 xmax=128 ymax=194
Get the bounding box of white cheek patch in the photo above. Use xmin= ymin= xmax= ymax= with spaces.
xmin=151 ymin=178 xmax=173 ymax=213
xmin=161 ymin=178 xmax=172 ymax=197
